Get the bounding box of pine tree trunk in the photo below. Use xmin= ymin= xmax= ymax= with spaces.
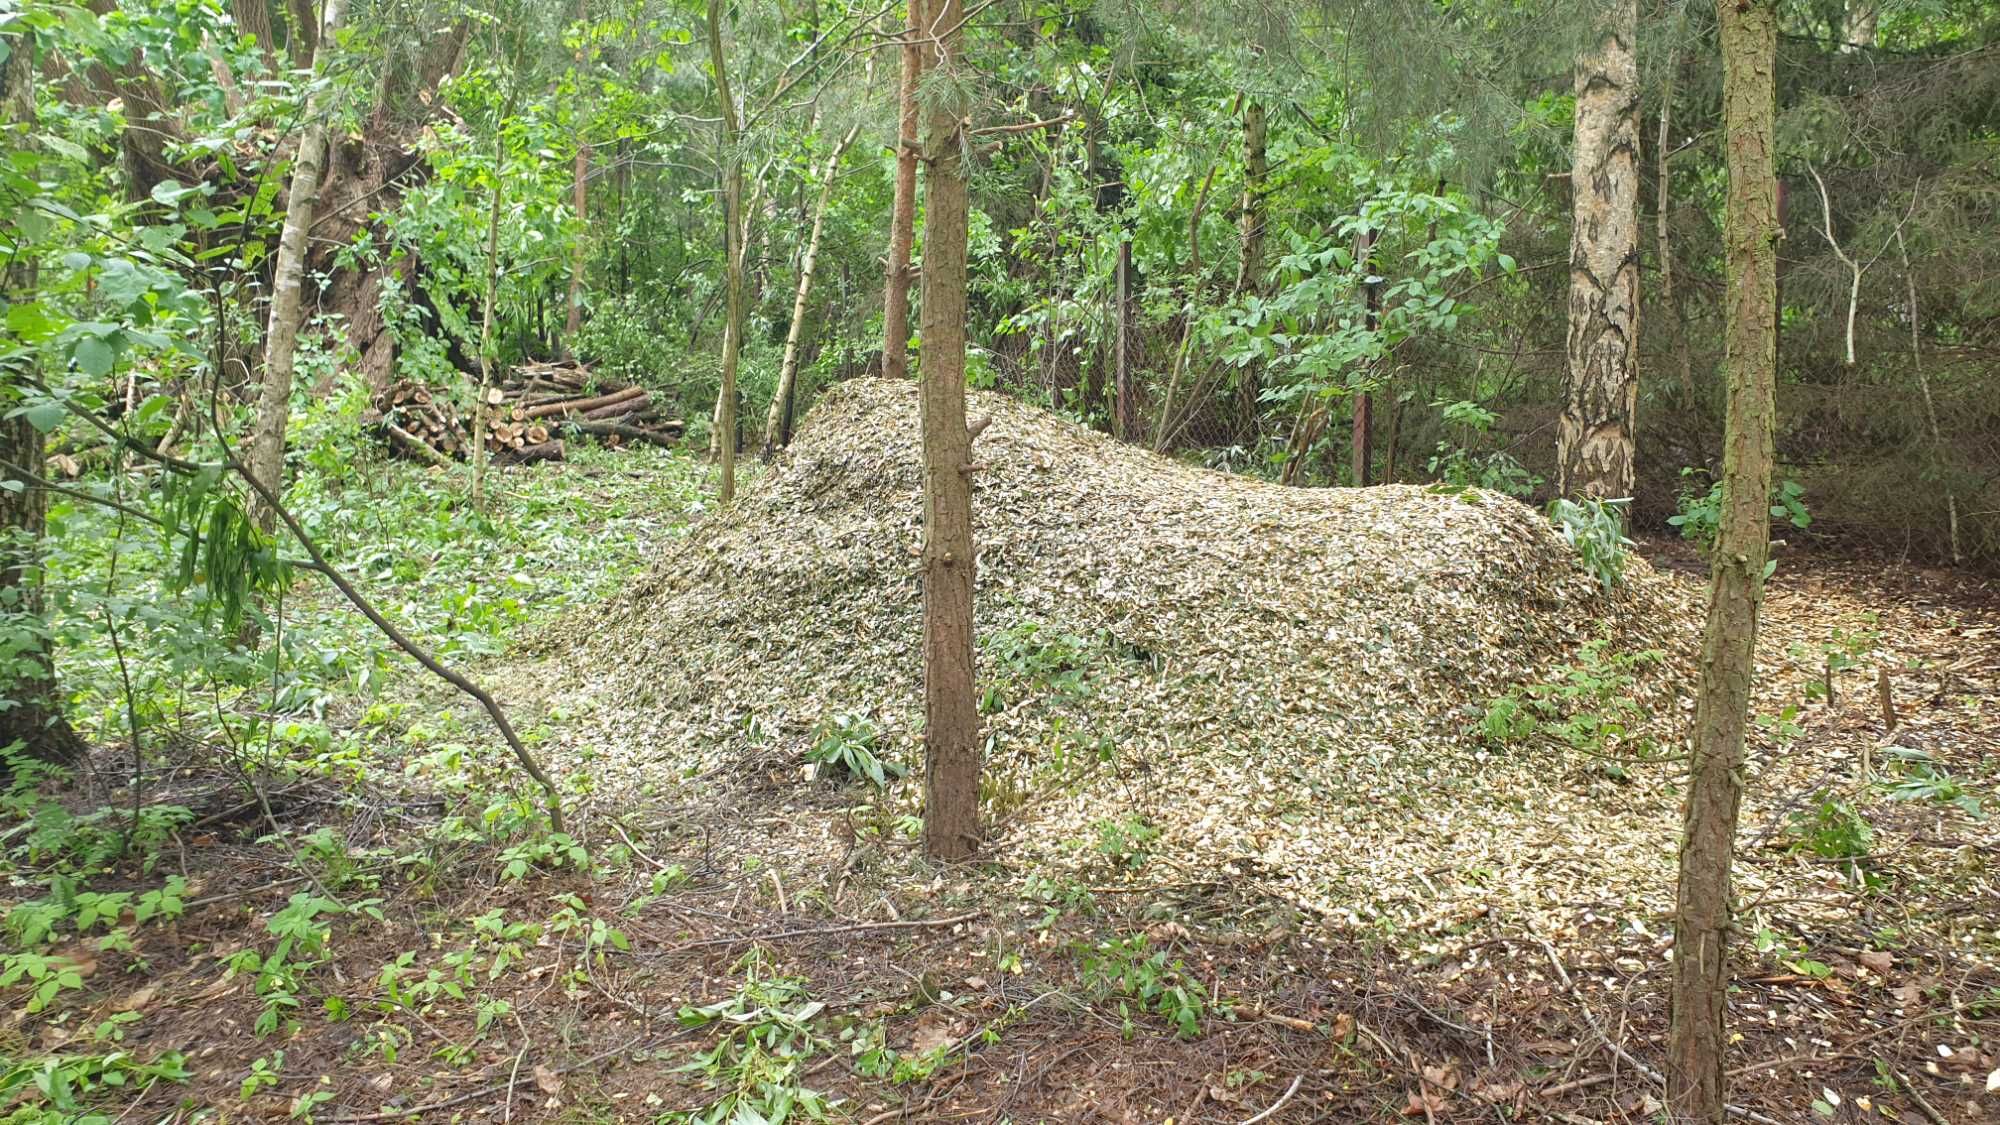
xmin=0 ymin=37 xmax=84 ymax=767
xmin=1667 ymin=2 xmax=1778 ymax=1119
xmin=1657 ymin=50 xmax=1697 ymax=409
xmin=1558 ymin=0 xmax=1641 ymax=503
xmin=764 ymin=125 xmax=858 ymax=455
xmin=706 ymin=0 xmax=742 ymax=505
xmin=881 ymin=0 xmax=923 ymax=381
xmin=246 ymin=0 xmax=345 ymax=533
xmin=915 ymin=0 xmax=980 ymax=862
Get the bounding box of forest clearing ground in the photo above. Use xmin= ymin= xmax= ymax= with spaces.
xmin=8 ymin=446 xmax=1998 ymax=1124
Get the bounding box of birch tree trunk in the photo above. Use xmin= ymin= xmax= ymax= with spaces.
xmin=706 ymin=0 xmax=742 ymax=505
xmin=246 ymin=0 xmax=345 ymax=533
xmin=1668 ymin=2 xmax=1778 ymax=1119
xmin=0 ymin=34 xmax=84 ymax=767
xmin=881 ymin=0 xmax=923 ymax=381
xmin=763 ymin=124 xmax=859 ymax=455
xmin=914 ymin=0 xmax=980 ymax=862
xmin=1558 ymin=0 xmax=1640 ymax=504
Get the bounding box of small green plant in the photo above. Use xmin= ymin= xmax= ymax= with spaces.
xmin=0 ymin=1049 xmax=191 ymax=1122
xmin=667 ymin=950 xmax=835 ymax=1123
xmin=1092 ymin=815 xmax=1161 ymax=873
xmin=1078 ymin=934 xmax=1206 ymax=1039
xmin=1477 ymin=639 xmax=1664 ymax=771
xmin=981 ymin=621 xmax=1099 ymax=713
xmin=805 ymin=714 xmax=903 ymax=788
xmin=1785 ymin=791 xmax=1878 ymax=889
xmin=239 ymin=1050 xmax=285 ymax=1099
xmin=1788 ymin=621 xmax=1876 ymax=705
xmin=1545 ymin=497 xmax=1633 ymax=590
xmin=1879 ymin=747 xmax=1983 ymax=818
xmin=1426 ymin=400 xmax=1540 ymax=498
xmin=1669 ymin=469 xmax=1811 ymax=551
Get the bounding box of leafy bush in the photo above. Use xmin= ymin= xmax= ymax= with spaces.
xmin=1478 ymin=639 xmax=1664 ymax=773
xmin=1669 ymin=469 xmax=1812 ymax=550
xmin=1426 ymin=400 xmax=1540 ymax=498
xmin=1546 ymin=497 xmax=1633 ymax=591
xmin=1078 ymin=933 xmax=1206 ymax=1039
xmin=806 ymin=714 xmax=903 ymax=789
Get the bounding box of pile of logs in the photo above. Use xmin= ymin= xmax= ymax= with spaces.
xmin=367 ymin=362 xmax=685 ymax=465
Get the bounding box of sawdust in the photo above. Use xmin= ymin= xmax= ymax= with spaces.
xmin=516 ymin=378 xmax=1996 ymax=950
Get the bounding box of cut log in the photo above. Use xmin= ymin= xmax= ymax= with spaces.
xmin=385 ymin=421 xmax=453 ymax=466
xmin=523 ymin=385 xmax=646 ymax=420
xmin=564 ymin=419 xmax=680 ymax=449
xmin=496 ymin=439 xmax=565 ymax=463
xmin=583 ymin=392 xmax=651 ymax=420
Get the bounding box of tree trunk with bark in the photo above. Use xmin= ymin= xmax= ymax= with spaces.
xmin=1558 ymin=0 xmax=1641 ymax=504
xmin=1234 ymin=101 xmax=1267 ymax=440
xmin=469 ymin=85 xmax=511 ymax=510
xmin=881 ymin=0 xmax=923 ymax=381
xmin=764 ymin=124 xmax=859 ymax=455
xmin=914 ymin=0 xmax=980 ymax=863
xmin=563 ymin=0 xmax=590 ymax=343
xmin=246 ymin=0 xmax=345 ymax=533
xmin=706 ymin=0 xmax=742 ymax=504
xmin=1352 ymin=227 xmax=1379 ymax=487
xmin=1113 ymin=238 xmax=1134 ymax=441
xmin=0 ymin=36 xmax=85 ymax=768
xmin=1667 ymin=2 xmax=1778 ymax=1120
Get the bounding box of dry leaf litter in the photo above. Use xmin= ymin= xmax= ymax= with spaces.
xmin=515 ymin=379 xmax=1998 ymax=955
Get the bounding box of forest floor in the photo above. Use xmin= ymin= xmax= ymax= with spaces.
xmin=6 ymin=442 xmax=1998 ymax=1125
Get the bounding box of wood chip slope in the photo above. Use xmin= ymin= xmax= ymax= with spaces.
xmin=539 ymin=378 xmax=1708 ymax=935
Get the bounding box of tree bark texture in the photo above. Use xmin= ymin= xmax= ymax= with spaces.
xmin=915 ymin=0 xmax=980 ymax=862
xmin=1233 ymin=101 xmax=1267 ymax=439
xmin=1352 ymin=228 xmax=1379 ymax=487
xmin=706 ymin=0 xmax=742 ymax=505
xmin=246 ymin=0 xmax=345 ymax=533
xmin=1668 ymin=2 xmax=1778 ymax=1120
xmin=764 ymin=124 xmax=859 ymax=455
xmin=1113 ymin=238 xmax=1134 ymax=441
xmin=1558 ymin=0 xmax=1641 ymax=503
xmin=881 ymin=0 xmax=923 ymax=381
xmin=470 ymin=86 xmax=510 ymax=510
xmin=563 ymin=0 xmax=590 ymax=342
xmin=0 ymin=35 xmax=85 ymax=767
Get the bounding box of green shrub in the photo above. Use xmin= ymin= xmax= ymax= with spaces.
xmin=1546 ymin=497 xmax=1633 ymax=591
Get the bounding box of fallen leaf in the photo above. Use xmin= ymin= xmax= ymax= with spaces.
xmin=1857 ymin=950 xmax=1894 ymax=975
xmin=533 ymin=1064 xmax=562 ymax=1096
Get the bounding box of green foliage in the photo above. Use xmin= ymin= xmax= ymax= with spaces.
xmin=1879 ymin=747 xmax=1983 ymax=819
xmin=1545 ymin=497 xmax=1633 ymax=591
xmin=1478 ymin=639 xmax=1664 ymax=773
xmin=981 ymin=621 xmax=1100 ymax=713
xmin=1092 ymin=814 xmax=1162 ymax=873
xmin=805 ymin=713 xmax=903 ymax=789
xmin=0 ymin=1048 xmax=190 ymax=1125
xmin=1669 ymin=470 xmax=1813 ymax=551
xmin=1078 ymin=933 xmax=1207 ymax=1040
xmin=668 ymin=950 xmax=835 ymax=1124
xmin=1784 ymin=792 xmax=1879 ymax=891
xmin=1426 ymin=400 xmax=1539 ymax=497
